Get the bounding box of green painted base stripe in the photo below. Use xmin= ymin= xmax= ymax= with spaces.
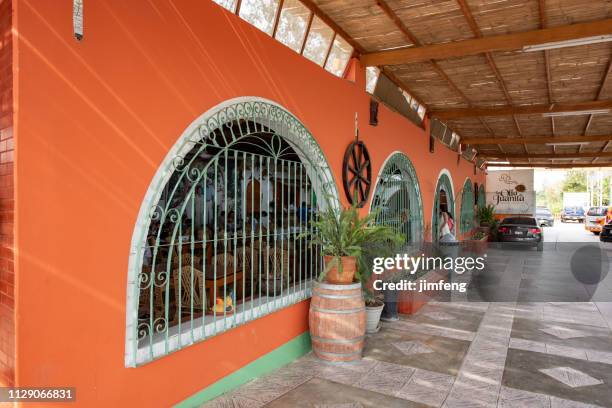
xmin=175 ymin=332 xmax=311 ymax=408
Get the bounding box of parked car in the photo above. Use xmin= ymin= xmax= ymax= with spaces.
xmin=585 ymin=206 xmax=610 ymax=235
xmin=497 ymin=217 xmax=543 ymax=251
xmin=599 ymin=221 xmax=612 ymax=242
xmin=560 ymin=206 xmax=585 ymax=223
xmin=535 ymin=207 xmax=554 ymax=227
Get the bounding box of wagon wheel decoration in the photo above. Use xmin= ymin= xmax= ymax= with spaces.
xmin=342 ymin=141 xmax=372 ymax=207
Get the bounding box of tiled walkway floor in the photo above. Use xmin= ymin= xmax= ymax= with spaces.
xmin=203 ymin=245 xmax=612 ymax=407
xmin=203 ymin=301 xmax=612 ymax=408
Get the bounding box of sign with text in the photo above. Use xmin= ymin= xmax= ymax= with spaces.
xmin=486 ymin=169 xmax=535 ymax=215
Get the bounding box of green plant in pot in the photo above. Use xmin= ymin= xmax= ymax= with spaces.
xmin=477 ymin=204 xmax=496 ymax=227
xmin=305 ymin=204 xmax=403 ymax=284
xmin=304 ymin=203 xmax=404 ymax=361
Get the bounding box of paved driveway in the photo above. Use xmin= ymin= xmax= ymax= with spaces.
xmin=543 ymin=219 xmax=599 ymax=243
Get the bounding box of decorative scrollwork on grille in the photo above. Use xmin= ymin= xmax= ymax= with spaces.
xmin=127 ymin=98 xmax=339 ymax=367
xmin=371 ymin=152 xmax=424 ymax=244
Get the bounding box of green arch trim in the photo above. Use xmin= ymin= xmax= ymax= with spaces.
xmin=370 ymin=152 xmax=424 ymax=244
xmin=126 ymin=97 xmax=340 ymax=367
xmin=432 ymin=172 xmax=455 ymax=242
xmin=460 ymin=178 xmax=475 ymax=233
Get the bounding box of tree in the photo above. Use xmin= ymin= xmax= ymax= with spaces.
xmin=561 ymin=170 xmax=587 ymax=192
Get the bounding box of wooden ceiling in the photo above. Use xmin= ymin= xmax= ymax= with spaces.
xmin=310 ymin=0 xmax=612 ymax=167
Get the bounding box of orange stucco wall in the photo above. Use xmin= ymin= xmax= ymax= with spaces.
xmin=12 ymin=0 xmax=485 ymax=406
xmin=0 ymin=0 xmax=15 ymax=388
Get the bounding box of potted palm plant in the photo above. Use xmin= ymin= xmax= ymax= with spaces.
xmin=306 ymin=204 xmax=403 ymax=284
xmin=477 ymin=204 xmax=496 ymax=227
xmin=304 ymin=204 xmax=403 ymax=351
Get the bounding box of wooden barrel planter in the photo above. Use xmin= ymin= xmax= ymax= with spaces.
xmin=309 ymin=282 xmax=365 ymax=362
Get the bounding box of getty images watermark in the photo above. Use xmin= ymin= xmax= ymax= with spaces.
xmin=371 ymin=253 xmax=486 ymax=293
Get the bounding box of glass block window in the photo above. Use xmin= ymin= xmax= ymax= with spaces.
xmin=366 ymin=67 xmax=380 ymax=94
xmin=325 ymin=36 xmax=353 ymax=77
xmin=417 ymin=104 xmax=426 ymax=119
xmin=238 ymin=0 xmax=281 ymax=35
xmin=213 ymin=0 xmax=239 ymax=12
xmin=302 ymin=16 xmax=334 ymax=66
xmin=274 ymin=0 xmax=311 ymax=53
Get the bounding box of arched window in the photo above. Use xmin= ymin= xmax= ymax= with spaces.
xmin=370 ymin=152 xmax=424 ymax=245
xmin=125 ymin=98 xmax=339 ymax=366
xmin=432 ymin=172 xmax=455 ymax=242
xmin=460 ymin=179 xmax=475 ymax=233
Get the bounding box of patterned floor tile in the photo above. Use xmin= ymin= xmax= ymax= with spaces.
xmin=539 ymin=326 xmax=589 ymax=340
xmin=424 ymin=311 xmax=455 ymax=321
xmin=539 ymin=367 xmax=604 ymax=388
xmin=200 ymin=395 xmax=264 ymax=408
xmin=585 ymin=350 xmax=612 ymax=365
xmin=317 ymin=365 xmax=369 ymax=387
xmin=509 ymin=337 xmax=547 ymax=353
xmin=231 ymin=378 xmax=295 ymax=404
xmin=353 ymin=373 xmax=403 ymax=397
xmin=368 ymin=360 xmax=416 ymax=381
xmin=549 ymin=396 xmax=604 ymax=408
xmin=263 ymin=365 xmax=313 ymax=388
xmin=392 ymin=340 xmax=435 ymax=356
xmin=545 ymin=344 xmax=588 ymax=360
xmin=497 ymin=386 xmax=550 ymax=408
xmin=389 ymin=320 xmax=476 ymax=342
xmin=445 ymin=377 xmax=501 ymax=407
xmin=396 ymin=369 xmax=454 ymax=407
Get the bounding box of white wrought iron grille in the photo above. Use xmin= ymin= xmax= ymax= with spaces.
xmin=126 ymin=99 xmax=338 ymax=366
xmin=370 ymin=152 xmax=424 ymax=245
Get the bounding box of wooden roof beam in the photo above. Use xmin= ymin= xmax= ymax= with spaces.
xmin=377 ymin=0 xmax=498 ymax=156
xmin=463 ymin=135 xmax=612 ymax=145
xmin=361 ymin=19 xmax=612 ymax=66
xmin=590 ymin=52 xmax=612 ymax=162
xmin=431 ymin=100 xmax=612 ymax=119
xmin=490 ymin=163 xmax=612 ymax=169
xmin=482 ymin=152 xmax=612 ymax=159
xmin=455 ymin=0 xmax=525 ymax=154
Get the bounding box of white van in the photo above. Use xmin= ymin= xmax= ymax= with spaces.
xmin=585 ymin=206 xmax=609 ymax=235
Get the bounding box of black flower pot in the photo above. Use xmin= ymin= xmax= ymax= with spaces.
xmin=381 ymin=289 xmax=399 ymax=321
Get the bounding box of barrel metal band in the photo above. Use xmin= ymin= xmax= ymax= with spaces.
xmin=311 ymin=306 xmax=366 ymax=314
xmin=315 ymin=283 xmax=362 ymax=291
xmin=314 ymin=349 xmax=363 ymax=358
xmin=311 ymin=335 xmax=365 ymax=344
xmin=312 ymin=293 xmax=363 ymax=300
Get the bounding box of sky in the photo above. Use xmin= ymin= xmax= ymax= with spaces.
xmin=534 ymin=169 xmax=567 ymax=191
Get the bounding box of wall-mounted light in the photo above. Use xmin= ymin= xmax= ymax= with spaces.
xmin=74 ymin=0 xmax=83 ymax=41
xmin=369 ymin=99 xmax=379 ymax=126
